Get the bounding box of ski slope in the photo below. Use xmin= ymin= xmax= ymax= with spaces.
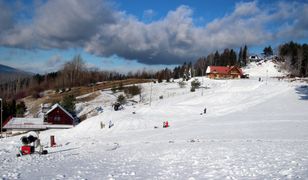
xmin=1 ymin=61 xmax=308 ymax=179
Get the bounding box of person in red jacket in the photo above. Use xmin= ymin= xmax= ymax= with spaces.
xmin=165 ymin=121 xmax=169 ymax=128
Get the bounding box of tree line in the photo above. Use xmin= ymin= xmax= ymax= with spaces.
xmin=153 ymin=45 xmax=249 ymax=82
xmin=279 ymin=41 xmax=308 ymax=77
xmin=184 ymin=45 xmax=248 ymax=77
xmin=1 ymin=46 xmax=250 ymax=101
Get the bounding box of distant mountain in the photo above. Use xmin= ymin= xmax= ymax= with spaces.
xmin=0 ymin=64 xmax=33 ymax=84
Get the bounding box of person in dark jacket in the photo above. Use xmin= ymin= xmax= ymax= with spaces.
xmin=109 ymin=120 xmax=114 ymax=128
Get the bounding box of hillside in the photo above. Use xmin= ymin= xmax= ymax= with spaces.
xmin=22 ymin=79 xmax=151 ymax=117
xmin=1 ymin=61 xmax=308 ymax=179
xmin=0 ymin=64 xmax=32 ymax=84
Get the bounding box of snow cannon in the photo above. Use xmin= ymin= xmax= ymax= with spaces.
xmin=21 ymin=135 xmax=37 ymax=145
xmin=163 ymin=121 xmax=169 ymax=128
xmin=17 ymin=131 xmax=48 ymax=157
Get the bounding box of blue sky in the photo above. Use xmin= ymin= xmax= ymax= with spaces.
xmin=0 ymin=0 xmax=307 ymax=74
xmin=117 ymin=0 xmax=235 ymax=22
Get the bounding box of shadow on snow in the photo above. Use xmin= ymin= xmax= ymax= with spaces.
xmin=295 ymin=85 xmax=308 ymax=100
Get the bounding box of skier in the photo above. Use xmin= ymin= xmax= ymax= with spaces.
xmin=204 ymin=108 xmax=207 ymax=114
xmin=109 ymin=120 xmax=113 ymax=128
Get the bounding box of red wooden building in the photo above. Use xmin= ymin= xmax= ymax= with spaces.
xmin=45 ymin=103 xmax=75 ymax=125
xmin=206 ymin=66 xmax=243 ymax=79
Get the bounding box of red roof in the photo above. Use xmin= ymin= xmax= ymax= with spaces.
xmin=207 ymin=66 xmax=243 ymax=75
xmin=208 ymin=66 xmax=230 ymax=74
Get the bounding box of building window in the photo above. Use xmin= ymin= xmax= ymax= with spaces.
xmin=54 ymin=116 xmax=61 ymax=121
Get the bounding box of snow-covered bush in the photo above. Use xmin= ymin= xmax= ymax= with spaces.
xmin=124 ymin=85 xmax=141 ymax=98
xmin=111 ymin=85 xmax=117 ymax=93
xmin=117 ymin=94 xmax=126 ymax=104
xmin=178 ymin=81 xmax=186 ymax=88
xmin=191 ymin=79 xmax=201 ymax=89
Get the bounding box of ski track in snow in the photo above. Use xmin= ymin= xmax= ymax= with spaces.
xmin=1 ymin=61 xmax=308 ymax=179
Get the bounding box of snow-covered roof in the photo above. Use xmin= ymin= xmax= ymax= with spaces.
xmin=3 ymin=117 xmax=45 ymax=130
xmin=4 ymin=117 xmax=44 ymax=126
xmin=3 ymin=117 xmax=74 ymax=130
xmin=46 ymin=103 xmax=74 ymax=120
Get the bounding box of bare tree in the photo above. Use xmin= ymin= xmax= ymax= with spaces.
xmin=61 ymin=55 xmax=86 ymax=87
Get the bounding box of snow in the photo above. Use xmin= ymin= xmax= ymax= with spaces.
xmin=75 ymin=91 xmax=116 ymax=118
xmin=1 ymin=61 xmax=308 ymax=179
xmin=244 ymin=61 xmax=286 ymax=77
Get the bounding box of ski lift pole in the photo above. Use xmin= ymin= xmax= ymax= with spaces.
xmin=266 ymin=69 xmax=268 ymax=85
xmin=150 ymin=79 xmax=153 ymax=106
xmin=201 ymin=70 xmax=204 ymax=96
xmin=0 ymin=98 xmax=2 ymax=138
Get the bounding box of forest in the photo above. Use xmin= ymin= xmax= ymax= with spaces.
xmin=279 ymin=41 xmax=308 ymax=77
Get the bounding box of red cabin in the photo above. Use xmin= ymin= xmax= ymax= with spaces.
xmin=45 ymin=103 xmax=74 ymax=125
xmin=206 ymin=66 xmax=243 ymax=79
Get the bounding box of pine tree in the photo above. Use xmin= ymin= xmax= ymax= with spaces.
xmin=214 ymin=51 xmax=220 ymax=66
xmin=16 ymin=101 xmax=26 ymax=117
xmin=221 ymin=49 xmax=230 ymax=66
xmin=279 ymin=41 xmax=303 ymax=76
xmin=263 ymin=46 xmax=273 ymax=57
xmin=230 ymin=49 xmax=237 ymax=66
xmin=61 ymin=95 xmax=76 ymax=115
xmin=2 ymin=100 xmax=11 ymax=121
xmin=172 ymin=66 xmax=179 ymax=79
xmin=300 ymin=44 xmax=308 ymax=77
xmin=180 ymin=62 xmax=187 ymax=78
xmin=243 ymin=45 xmax=248 ymax=66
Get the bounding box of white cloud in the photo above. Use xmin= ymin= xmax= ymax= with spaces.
xmin=276 ymin=3 xmax=308 ymax=40
xmin=233 ymin=1 xmax=260 ymax=17
xmin=1 ymin=0 xmax=117 ymax=49
xmin=0 ymin=0 xmax=13 ymax=34
xmin=46 ymin=55 xmax=63 ymax=66
xmin=0 ymin=0 xmax=307 ymax=65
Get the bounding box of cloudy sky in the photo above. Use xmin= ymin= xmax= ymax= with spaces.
xmin=0 ymin=0 xmax=307 ymax=73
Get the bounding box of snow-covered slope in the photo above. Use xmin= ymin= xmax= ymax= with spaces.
xmin=1 ymin=62 xmax=308 ymax=179
xmin=244 ymin=60 xmax=286 ymax=77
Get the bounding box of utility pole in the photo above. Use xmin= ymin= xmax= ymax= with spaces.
xmin=150 ymin=80 xmax=153 ymax=106
xmin=0 ymin=98 xmax=2 ymax=138
xmin=201 ymin=70 xmax=204 ymax=96
xmin=266 ymin=69 xmax=268 ymax=85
